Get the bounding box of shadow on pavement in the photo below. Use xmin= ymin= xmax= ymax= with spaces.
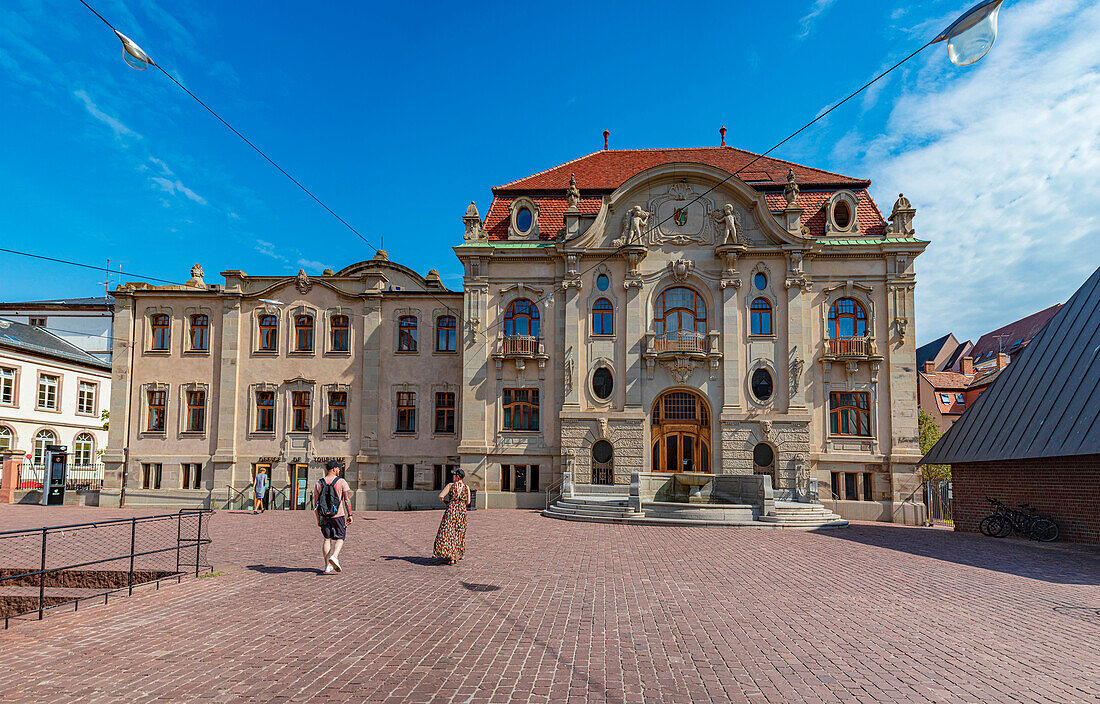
xmin=382 ymin=555 xmax=446 ymax=566
xmin=815 ymin=523 xmax=1100 ymax=586
xmin=246 ymin=564 xmax=325 ymax=575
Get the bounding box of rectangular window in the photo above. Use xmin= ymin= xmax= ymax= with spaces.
xmin=258 ymin=315 xmax=278 ymax=351
xmin=830 ymin=471 xmax=840 ymax=500
xmin=330 ymin=315 xmax=350 ymax=352
xmin=37 ymin=374 xmax=59 ymax=410
xmin=844 ymin=472 xmax=858 ymax=501
xmin=394 ymin=463 xmax=403 ymax=489
xmin=436 ymin=316 xmax=457 ymax=352
xmin=396 ymin=391 xmax=416 ymax=433
xmin=147 ymin=389 xmax=166 ymax=431
xmin=433 ymin=464 xmax=444 ymax=491
xmin=434 ymin=392 xmax=455 ymax=434
xmin=186 ymin=390 xmax=206 ymax=432
xmin=939 ymin=393 xmax=951 ymax=405
xmin=503 ymin=388 xmax=539 ymax=431
xmin=256 ymin=391 xmax=275 ymax=432
xmin=182 ymin=463 xmax=202 ymax=490
xmin=295 ymin=315 xmax=315 ymax=352
xmin=142 ymin=463 xmax=162 ymax=490
xmin=514 ymin=465 xmax=527 ymax=492
xmin=530 ymin=464 xmax=539 ymax=492
xmin=406 ymin=464 xmax=415 ymax=490
xmin=394 ymin=464 xmax=414 ymax=490
xmin=292 ymin=391 xmax=311 ymax=432
xmin=150 ymin=314 xmax=170 ymax=351
xmin=862 ymin=472 xmax=873 ymax=501
xmin=190 ymin=315 xmax=209 ymax=351
xmin=328 ymin=391 xmax=348 ymax=433
xmin=29 ymin=317 xmax=46 ymax=327
xmin=77 ymin=381 xmax=97 ymax=415
xmin=0 ymin=367 xmax=14 ymax=405
xmin=501 ymin=464 xmax=510 ymax=492
xmin=955 ymin=393 xmax=966 ymax=405
xmin=829 ymin=392 xmax=871 ymax=437
xmin=398 ymin=316 xmax=418 ymax=352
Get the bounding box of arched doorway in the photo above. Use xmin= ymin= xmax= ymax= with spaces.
xmin=752 ymin=442 xmax=775 ymax=485
xmin=591 ymin=440 xmax=613 ymax=485
xmin=651 ymin=390 xmax=711 ymax=472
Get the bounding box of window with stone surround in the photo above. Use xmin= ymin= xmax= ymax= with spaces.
xmin=330 ymin=315 xmax=350 ymax=352
xmin=436 ymin=315 xmax=456 ymax=352
xmin=398 ymin=316 xmax=418 ymax=352
xmin=258 ymin=314 xmax=279 ymax=351
xmin=501 ymin=464 xmax=540 ymax=492
xmin=653 ymin=287 xmax=706 ymax=337
xmin=396 ymin=392 xmax=416 ymax=433
xmin=150 ymin=314 xmax=170 ymax=351
xmin=37 ymin=373 xmax=59 ymax=411
xmin=142 ymin=463 xmax=162 ymax=489
xmin=292 ymin=391 xmax=311 ymax=432
xmin=434 ymin=392 xmax=455 ymax=434
xmin=592 ymin=298 xmax=614 ymax=336
xmin=294 ymin=315 xmax=315 ymax=352
xmin=255 ymin=390 xmax=275 ymax=432
xmin=181 ymin=463 xmax=203 ymax=490
xmin=33 ymin=429 xmax=56 ymax=465
xmin=504 ymin=299 xmax=539 ymax=338
xmin=828 ymin=298 xmax=867 ymax=339
xmin=829 ymin=392 xmax=871 ymax=437
xmin=190 ymin=314 xmax=210 ymax=351
xmin=77 ymin=380 xmax=97 ymax=415
xmin=750 ymin=298 xmax=772 ymax=335
xmin=186 ymin=390 xmax=206 ymax=433
xmin=503 ymin=388 xmax=539 ymax=431
xmin=0 ymin=425 xmax=12 ymax=451
xmin=328 ymin=391 xmax=348 ymax=433
xmin=0 ymin=367 xmax=15 ymax=406
xmin=147 ymin=389 xmax=167 ymax=431
xmin=393 ymin=464 xmax=414 ymax=490
xmin=73 ymin=433 xmax=95 ymax=466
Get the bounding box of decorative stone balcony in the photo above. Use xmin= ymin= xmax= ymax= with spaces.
xmin=501 ymin=334 xmax=540 ymax=357
xmin=822 ymin=336 xmax=881 ymax=361
xmin=643 ymin=330 xmax=722 ymax=381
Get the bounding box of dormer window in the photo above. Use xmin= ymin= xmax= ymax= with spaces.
xmin=826 ymin=191 xmax=860 ymax=235
xmin=509 ymin=198 xmax=539 ymax=239
xmin=516 ymin=207 xmax=533 ymax=232
xmin=833 ymin=200 xmax=852 ymax=229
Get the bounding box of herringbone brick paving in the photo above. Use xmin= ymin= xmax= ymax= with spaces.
xmin=0 ymin=505 xmax=1097 ymax=703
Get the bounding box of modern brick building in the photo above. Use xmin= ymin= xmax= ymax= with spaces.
xmin=103 ymin=142 xmax=930 ymax=523
xmin=923 ymin=265 xmax=1100 ymax=544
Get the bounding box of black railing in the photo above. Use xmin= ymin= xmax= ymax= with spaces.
xmin=0 ymin=509 xmax=213 ymax=628
xmin=923 ymin=480 xmax=953 ymax=524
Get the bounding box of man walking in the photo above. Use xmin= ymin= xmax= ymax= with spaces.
xmin=253 ymin=467 xmax=269 ymax=514
xmin=314 ymin=459 xmax=353 ymax=574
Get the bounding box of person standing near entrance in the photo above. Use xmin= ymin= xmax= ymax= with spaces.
xmin=314 ymin=459 xmax=353 ymax=574
xmin=433 ymin=468 xmax=469 ymax=565
xmin=252 ymin=467 xmax=269 ymax=514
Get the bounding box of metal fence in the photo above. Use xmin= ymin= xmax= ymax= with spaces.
xmin=0 ymin=509 xmax=213 ymax=627
xmin=7 ymin=461 xmax=106 ymax=492
xmin=923 ymin=480 xmax=953 ymax=524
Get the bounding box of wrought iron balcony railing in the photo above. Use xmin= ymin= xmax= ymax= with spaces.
xmin=653 ymin=330 xmax=708 ymax=355
xmin=501 ymin=334 xmax=540 ymax=356
xmin=826 ymin=336 xmax=874 ymax=357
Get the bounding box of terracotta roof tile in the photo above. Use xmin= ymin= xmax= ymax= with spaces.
xmin=762 ymin=190 xmax=886 ymax=238
xmin=919 ymin=371 xmax=975 ymax=391
xmin=494 ymin=147 xmax=870 ymax=192
xmin=483 ymin=196 xmax=603 ymax=241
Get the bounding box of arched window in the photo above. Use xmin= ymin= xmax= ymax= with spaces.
xmin=436 ymin=315 xmax=457 ymax=352
xmin=150 ymin=314 xmax=170 ymax=350
xmin=295 ymin=315 xmax=315 ymax=352
xmin=592 ymin=298 xmax=614 ymax=335
xmin=828 ymin=298 xmax=868 ymax=338
xmin=0 ymin=425 xmax=12 ymax=451
xmin=258 ymin=314 xmax=278 ymax=351
xmin=33 ymin=429 xmax=57 ymax=466
xmin=398 ymin=316 xmax=418 ymax=351
xmin=73 ymin=433 xmax=95 ymax=466
xmin=330 ymin=315 xmax=350 ymax=352
xmin=504 ymin=299 xmax=539 ymax=338
xmin=189 ymin=314 xmax=209 ymax=351
xmin=750 ymin=298 xmax=772 ymax=335
xmin=653 ymin=287 xmax=707 ymax=339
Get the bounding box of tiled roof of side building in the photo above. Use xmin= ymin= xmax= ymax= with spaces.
xmin=493 ymin=147 xmax=871 ymax=192
xmin=482 ymin=196 xmax=603 ymax=241
xmin=0 ymin=318 xmax=111 ymax=370
xmin=969 ymin=303 xmax=1063 ymax=361
xmin=918 ymin=371 xmax=973 ymax=391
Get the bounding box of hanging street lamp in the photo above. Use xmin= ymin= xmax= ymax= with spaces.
xmin=933 ymin=0 xmax=1005 ymax=66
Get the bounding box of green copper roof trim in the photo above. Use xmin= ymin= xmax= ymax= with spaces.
xmin=819 ymin=237 xmax=929 ymax=245
xmin=456 ymin=241 xmax=556 ymax=249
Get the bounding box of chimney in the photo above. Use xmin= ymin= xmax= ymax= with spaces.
xmin=996 ymin=352 xmax=1009 ymax=370
xmin=720 ymin=126 xmax=726 ymax=147
xmin=923 ymin=361 xmax=935 ymax=373
xmin=961 ymin=356 xmax=974 ymax=376
xmin=603 ymin=130 xmax=610 ymax=150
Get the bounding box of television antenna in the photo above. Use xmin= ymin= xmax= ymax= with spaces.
xmin=105 ymin=259 xmax=128 ymax=296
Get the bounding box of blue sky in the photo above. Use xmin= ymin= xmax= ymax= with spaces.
xmin=1 ymin=0 xmax=1096 ymax=346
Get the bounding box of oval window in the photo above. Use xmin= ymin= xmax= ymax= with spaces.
xmin=753 ymin=443 xmax=774 ymax=467
xmin=592 ymin=440 xmax=613 ymax=463
xmin=596 ymin=273 xmax=610 ymax=291
xmin=754 ymin=272 xmax=767 ymax=290
xmin=592 ymin=367 xmax=614 ymax=400
xmin=516 ymin=207 xmax=533 ymax=233
xmin=833 ymin=200 xmax=851 ymax=229
xmin=751 ymin=368 xmax=773 ymax=402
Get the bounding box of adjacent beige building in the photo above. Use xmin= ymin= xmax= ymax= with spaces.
xmin=103 ymin=145 xmax=929 ymax=523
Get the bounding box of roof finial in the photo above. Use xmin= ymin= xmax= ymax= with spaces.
xmin=603 ymin=129 xmax=610 ymax=150
xmin=719 ymin=126 xmax=726 ymax=147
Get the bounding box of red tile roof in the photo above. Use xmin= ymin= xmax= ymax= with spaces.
xmin=483 ymin=196 xmax=603 ymax=241
xmin=762 ymin=190 xmax=886 ymax=238
xmin=919 ymin=371 xmax=974 ymax=391
xmin=493 ymin=147 xmax=870 ymax=192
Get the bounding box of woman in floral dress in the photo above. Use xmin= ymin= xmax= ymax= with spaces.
xmin=433 ymin=468 xmax=470 ymax=565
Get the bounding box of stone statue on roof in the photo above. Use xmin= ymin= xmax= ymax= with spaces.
xmin=566 ymin=173 xmax=581 ymax=210
xmin=783 ymin=169 xmax=800 ymax=206
xmin=187 ymin=264 xmax=205 ymax=287
xmin=614 ymin=205 xmax=651 ymax=246
xmin=886 ymin=193 xmax=916 ymax=236
xmin=710 ymin=204 xmax=741 ymax=245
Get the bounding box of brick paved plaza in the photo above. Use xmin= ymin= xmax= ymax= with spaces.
xmin=0 ymin=506 xmax=1097 ymax=704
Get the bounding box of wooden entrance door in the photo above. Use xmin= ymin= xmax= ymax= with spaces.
xmin=651 ymin=391 xmax=711 ymax=472
xmin=290 ymin=464 xmax=310 ymax=510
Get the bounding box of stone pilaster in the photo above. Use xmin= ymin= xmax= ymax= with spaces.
xmin=623 ymin=280 xmax=644 ymax=409
xmin=785 ymin=282 xmax=810 ymax=413
xmin=100 ymin=290 xmax=135 ymax=507
xmin=354 ymin=291 xmax=383 ymax=508
xmin=211 ymin=295 xmax=242 ymax=489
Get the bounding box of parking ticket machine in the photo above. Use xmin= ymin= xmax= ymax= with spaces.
xmin=41 ymin=444 xmax=68 ymax=506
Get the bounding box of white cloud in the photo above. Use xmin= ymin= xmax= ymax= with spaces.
xmin=798 ymin=0 xmax=838 ymax=40
xmin=297 ymin=259 xmax=326 ymax=272
xmin=73 ymin=89 xmax=141 ymax=141
xmin=856 ymin=0 xmax=1100 ymax=345
xmin=255 ymin=239 xmax=286 ymax=261
xmin=150 ymin=176 xmax=207 ymax=205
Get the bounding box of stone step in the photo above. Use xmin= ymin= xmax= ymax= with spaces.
xmin=571 ymin=484 xmax=630 ymax=496
xmin=543 ymin=505 xmax=645 ymax=521
xmin=558 ymin=497 xmax=631 ymax=508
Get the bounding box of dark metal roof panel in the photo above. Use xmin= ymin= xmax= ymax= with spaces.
xmin=923 ymin=266 xmax=1100 ymax=464
xmin=0 ymin=318 xmax=111 ymax=370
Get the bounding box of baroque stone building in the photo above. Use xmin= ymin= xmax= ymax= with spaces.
xmin=103 ymin=145 xmax=929 ymax=523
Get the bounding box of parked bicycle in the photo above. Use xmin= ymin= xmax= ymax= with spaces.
xmin=979 ymin=497 xmax=1059 ymax=542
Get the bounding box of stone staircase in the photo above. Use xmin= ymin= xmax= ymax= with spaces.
xmin=757 ymin=501 xmax=848 ymax=528
xmin=542 ymin=495 xmax=647 ymax=523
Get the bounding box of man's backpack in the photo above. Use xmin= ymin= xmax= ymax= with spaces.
xmin=317 ymin=478 xmax=342 ymax=518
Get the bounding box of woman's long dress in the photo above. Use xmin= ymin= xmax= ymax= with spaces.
xmin=433 ymin=482 xmax=469 ymax=563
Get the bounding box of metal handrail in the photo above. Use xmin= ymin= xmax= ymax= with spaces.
xmin=545 ymin=479 xmax=564 ymax=510
xmin=225 ymin=486 xmax=250 ymax=510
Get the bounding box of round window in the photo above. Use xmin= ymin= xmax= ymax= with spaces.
xmin=751 ymin=368 xmax=773 ymax=402
xmin=596 ymin=273 xmax=610 ymax=291
xmin=833 ymin=200 xmax=852 ymax=229
xmin=754 ymin=272 xmax=767 ymax=290
xmin=516 ymin=207 xmax=533 ymax=233
xmin=753 ymin=443 xmax=774 ymax=467
xmin=592 ymin=440 xmax=613 ymax=464
xmin=592 ymin=367 xmax=614 ymax=400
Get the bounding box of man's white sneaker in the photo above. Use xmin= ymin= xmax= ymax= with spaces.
xmin=323 ymin=564 xmax=334 ymax=574
xmin=329 ymin=556 xmax=342 ymax=572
